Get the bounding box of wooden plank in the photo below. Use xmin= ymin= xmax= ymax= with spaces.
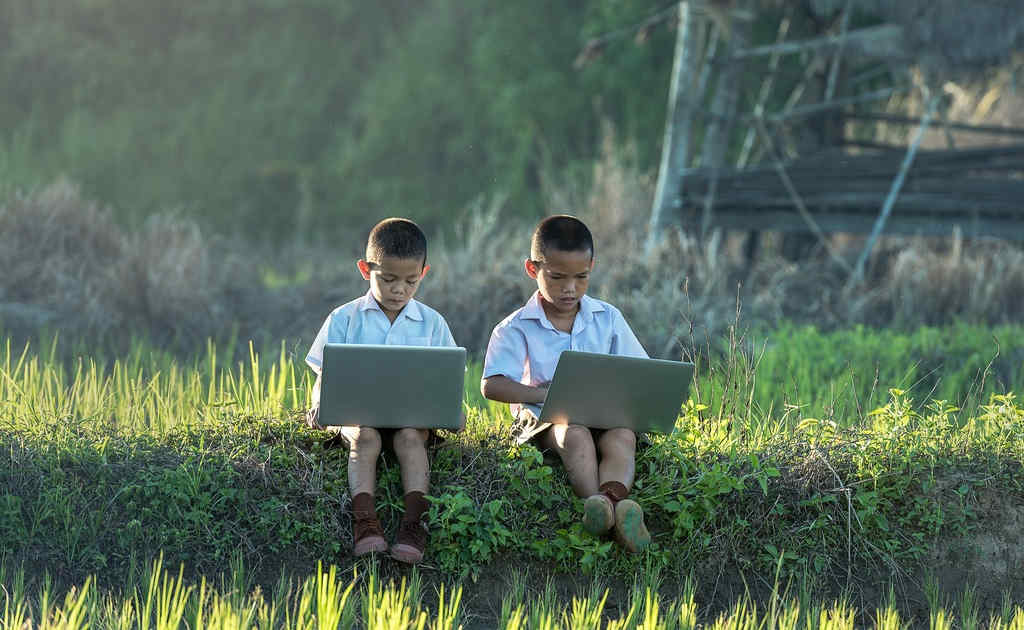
xmin=703 ymin=211 xmax=1024 ymax=240
xmin=846 ymin=113 xmax=1024 ymax=138
xmin=686 ymin=193 xmax=1024 ymax=213
xmin=731 ymin=24 xmax=906 ymax=62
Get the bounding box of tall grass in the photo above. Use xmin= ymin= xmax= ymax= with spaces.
xmin=2 ymin=558 xmax=1023 ymax=630
xmin=0 ymin=337 xmax=310 ymax=433
xmin=3 ymin=324 xmax=1020 ymax=437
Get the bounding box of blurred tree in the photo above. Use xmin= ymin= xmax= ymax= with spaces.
xmin=0 ymin=0 xmax=684 ymax=241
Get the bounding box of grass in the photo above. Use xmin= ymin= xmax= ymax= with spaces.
xmin=3 ymin=558 xmax=1024 ymax=629
xmin=0 ymin=331 xmax=1022 ymax=624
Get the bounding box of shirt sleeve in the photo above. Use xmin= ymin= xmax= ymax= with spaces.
xmin=482 ymin=320 xmax=528 ymax=382
xmin=432 ymin=317 xmax=458 ymax=348
xmin=305 ymin=312 xmax=347 ymax=373
xmin=609 ymin=309 xmax=649 ymax=358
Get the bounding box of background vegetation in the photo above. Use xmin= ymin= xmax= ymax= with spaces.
xmin=0 ymin=0 xmax=682 ymax=239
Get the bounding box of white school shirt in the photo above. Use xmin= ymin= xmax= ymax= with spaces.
xmin=482 ymin=291 xmax=648 ymax=418
xmin=305 ymin=290 xmax=457 ymax=374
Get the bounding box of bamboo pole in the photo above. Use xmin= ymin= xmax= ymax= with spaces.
xmin=844 ymin=113 xmax=1024 ymax=137
xmin=647 ymin=1 xmax=701 ymax=254
xmin=824 ymin=0 xmax=851 ymax=103
xmin=754 ymin=116 xmax=852 ymax=272
xmin=731 ymin=24 xmax=904 ymax=60
xmin=847 ymin=93 xmax=941 ymax=289
xmin=736 ymin=9 xmax=791 ymax=168
xmin=699 ymin=0 xmax=751 ymax=237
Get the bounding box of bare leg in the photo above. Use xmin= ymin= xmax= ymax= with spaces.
xmin=392 ymin=428 xmax=430 ymax=494
xmin=539 ymin=424 xmax=600 ymax=498
xmin=339 ymin=426 xmax=381 ymax=497
xmin=596 ymin=428 xmax=636 ymax=490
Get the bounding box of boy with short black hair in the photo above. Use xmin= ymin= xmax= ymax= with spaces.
xmin=306 ymin=217 xmax=457 ymax=564
xmin=480 ymin=215 xmax=652 ymax=552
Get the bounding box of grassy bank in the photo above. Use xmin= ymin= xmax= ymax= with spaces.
xmin=1 ymin=330 xmax=1023 ymax=624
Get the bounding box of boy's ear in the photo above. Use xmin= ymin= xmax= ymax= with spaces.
xmin=524 ymin=258 xmax=539 ymax=279
xmin=356 ymin=259 xmax=372 ymax=280
xmin=420 ymin=264 xmax=430 ymax=279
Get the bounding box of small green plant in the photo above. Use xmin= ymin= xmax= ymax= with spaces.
xmin=426 ymin=490 xmax=514 ymax=580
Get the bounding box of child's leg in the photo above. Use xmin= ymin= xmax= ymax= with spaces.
xmin=540 ymin=425 xmax=616 ymax=536
xmin=596 ymin=428 xmax=636 ymax=490
xmin=538 ymin=424 xmax=600 ymax=497
xmin=596 ymin=428 xmax=649 ymax=552
xmin=340 ymin=426 xmax=382 ymax=496
xmin=392 ymin=428 xmax=429 ymax=494
xmin=390 ymin=428 xmax=431 ymax=564
xmin=339 ymin=426 xmax=387 ymax=556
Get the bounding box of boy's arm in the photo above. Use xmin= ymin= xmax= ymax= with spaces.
xmin=480 ymin=319 xmax=546 ymax=403
xmin=480 ymin=375 xmax=547 ymax=405
xmin=306 ymin=311 xmax=348 ymax=374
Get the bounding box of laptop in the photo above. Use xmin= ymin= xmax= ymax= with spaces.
xmin=319 ymin=344 xmax=467 ymax=430
xmin=537 ymin=351 xmax=694 ymax=434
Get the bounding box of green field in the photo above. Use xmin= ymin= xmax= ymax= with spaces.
xmin=1 ymin=326 xmax=1023 ymax=628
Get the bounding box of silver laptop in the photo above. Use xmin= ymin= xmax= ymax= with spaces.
xmin=319 ymin=344 xmax=467 ymax=430
xmin=537 ymin=351 xmax=694 ymax=434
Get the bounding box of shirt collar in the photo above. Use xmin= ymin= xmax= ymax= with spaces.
xmin=358 ymin=290 xmax=424 ymax=321
xmin=521 ymin=291 xmax=604 ymax=331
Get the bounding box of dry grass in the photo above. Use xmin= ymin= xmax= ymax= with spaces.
xmin=0 ymin=179 xmax=257 ymax=345
xmin=3 ymin=167 xmax=1022 ymax=358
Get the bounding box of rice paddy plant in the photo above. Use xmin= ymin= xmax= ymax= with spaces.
xmin=1 ymin=557 xmax=1024 ymax=628
xmin=0 ymin=337 xmax=311 ymax=434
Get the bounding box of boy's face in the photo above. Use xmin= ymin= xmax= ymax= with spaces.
xmin=357 ymin=255 xmax=429 ymax=319
xmin=525 ymin=247 xmax=593 ymax=317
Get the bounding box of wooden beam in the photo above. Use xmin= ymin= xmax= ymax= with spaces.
xmin=647 ymin=1 xmax=702 ymax=254
xmin=845 ymin=112 xmax=1024 ymax=137
xmin=848 ymin=94 xmax=940 ymax=288
xmin=731 ymin=24 xmax=906 ymax=62
xmin=704 ymin=211 xmax=1024 ymax=241
xmin=755 ymin=115 xmax=852 ymax=272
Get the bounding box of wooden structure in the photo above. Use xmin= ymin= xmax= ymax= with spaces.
xmin=681 ymin=143 xmax=1024 ymax=241
xmin=630 ymin=1 xmax=1024 ymax=282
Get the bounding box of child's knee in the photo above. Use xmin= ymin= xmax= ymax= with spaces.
xmin=392 ymin=428 xmax=428 ymax=453
xmin=559 ymin=423 xmax=594 ymax=450
xmin=600 ymin=428 xmax=636 ymax=454
xmin=345 ymin=426 xmax=383 ymax=453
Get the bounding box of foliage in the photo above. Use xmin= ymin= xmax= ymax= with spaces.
xmin=700 ymin=321 xmax=1024 ymax=425
xmin=0 ymin=0 xmax=687 ymax=240
xmin=1 ymin=335 xmax=1022 ymax=598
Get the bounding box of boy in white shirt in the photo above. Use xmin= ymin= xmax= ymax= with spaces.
xmin=480 ymin=215 xmax=651 ymax=552
xmin=306 ymin=218 xmax=457 ymax=564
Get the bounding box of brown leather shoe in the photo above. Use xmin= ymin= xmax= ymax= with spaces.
xmin=390 ymin=519 xmax=428 ymax=564
xmin=353 ymin=517 xmax=388 ymax=556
